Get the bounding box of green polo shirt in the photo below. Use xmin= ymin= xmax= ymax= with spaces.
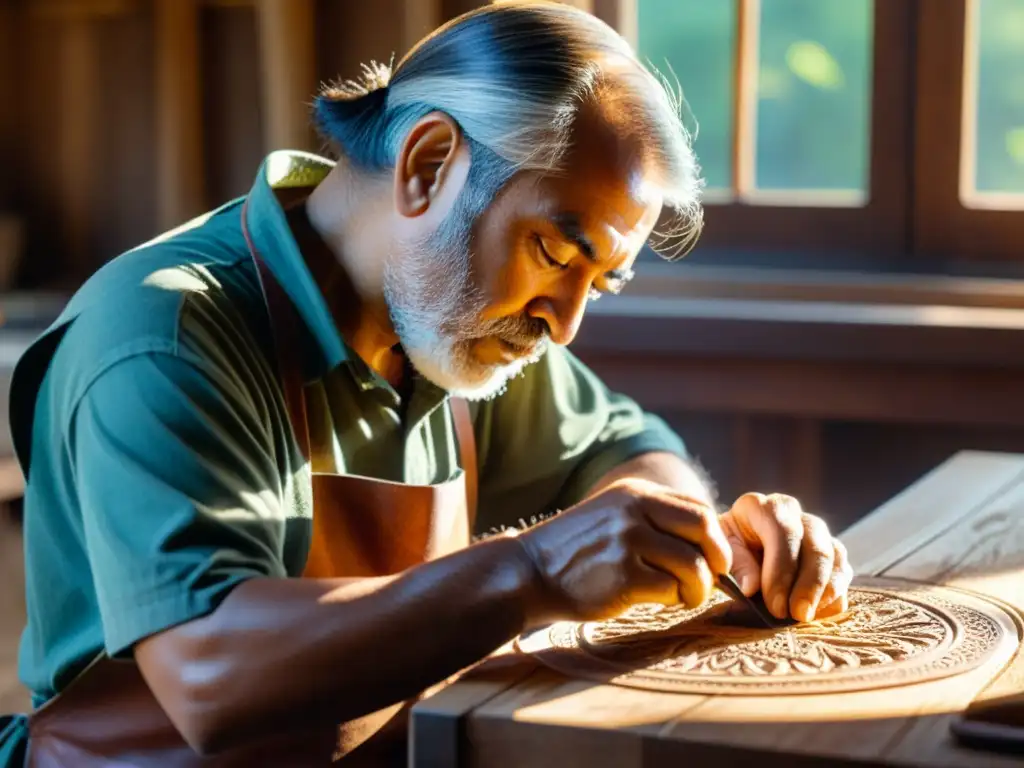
xmin=7 ymin=151 xmax=687 ymax=708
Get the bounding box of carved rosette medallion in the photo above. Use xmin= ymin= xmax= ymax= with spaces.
xmin=515 ymin=584 xmax=1008 ymax=695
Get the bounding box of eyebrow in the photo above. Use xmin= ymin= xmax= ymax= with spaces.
xmin=552 ymin=213 xmax=634 ymax=284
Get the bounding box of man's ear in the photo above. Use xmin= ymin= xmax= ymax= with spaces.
xmin=393 ymin=111 xmax=467 ymax=219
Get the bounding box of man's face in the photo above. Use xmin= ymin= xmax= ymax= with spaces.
xmin=385 ymin=120 xmax=663 ymax=401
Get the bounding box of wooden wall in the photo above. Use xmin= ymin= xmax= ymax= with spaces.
xmin=3 ymin=0 xmax=1023 ymax=535
xmin=0 ymin=0 xmax=496 ymax=288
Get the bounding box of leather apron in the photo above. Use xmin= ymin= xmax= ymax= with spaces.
xmin=21 ymin=203 xmax=477 ymax=766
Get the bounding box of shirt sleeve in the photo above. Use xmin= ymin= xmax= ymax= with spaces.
xmin=70 ymin=351 xmax=291 ymax=657
xmin=473 ymin=345 xmax=687 ymax=533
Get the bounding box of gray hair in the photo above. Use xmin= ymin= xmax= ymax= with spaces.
xmin=313 ymin=0 xmax=703 ymax=258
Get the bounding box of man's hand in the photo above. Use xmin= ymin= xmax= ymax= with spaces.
xmin=720 ymin=492 xmax=852 ymax=622
xmin=517 ymin=478 xmax=733 ymax=624
xmin=516 ymin=478 xmax=853 ymax=627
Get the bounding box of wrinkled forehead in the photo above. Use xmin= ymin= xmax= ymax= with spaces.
xmin=479 ymin=162 xmax=660 ymax=276
xmin=471 ymin=100 xmax=666 ymax=253
xmin=556 ymin=100 xmax=663 ymax=228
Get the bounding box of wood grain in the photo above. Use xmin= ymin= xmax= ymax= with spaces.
xmin=418 ymin=452 xmax=1024 ymax=767
xmin=592 ymin=0 xmax=636 ymax=48
xmin=57 ymin=15 xmax=98 ymax=283
xmin=154 ymin=0 xmax=206 ymax=230
xmin=842 ymin=451 xmax=1024 ymax=575
xmin=0 ymin=3 xmax=19 ymax=212
xmin=400 ymin=0 xmax=442 ymax=57
xmin=254 ymin=0 xmax=316 ymax=152
xmin=411 ymin=650 xmax=539 ymax=768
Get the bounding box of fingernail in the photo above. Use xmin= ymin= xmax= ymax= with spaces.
xmin=795 ymin=599 xmax=815 ymax=622
xmin=740 ymin=575 xmax=755 ymax=595
xmin=772 ymin=593 xmax=789 ymax=619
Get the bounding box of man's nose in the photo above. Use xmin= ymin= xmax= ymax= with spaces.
xmin=527 ymin=287 xmax=589 ymax=346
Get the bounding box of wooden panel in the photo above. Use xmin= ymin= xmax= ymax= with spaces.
xmin=647 ymin=414 xmax=1024 ymax=541
xmin=57 ymin=15 xmax=100 ymax=283
xmin=730 ymin=416 xmax=822 ymax=513
xmin=575 ymin=296 xmax=1024 ymax=369
xmin=555 ymin=0 xmax=593 ymax=12
xmin=582 ymin=356 xmax=1024 ymax=429
xmin=317 ymin=0 xmax=408 ymax=93
xmin=201 ymin=2 xmax=263 ymax=203
xmin=411 ymin=650 xmax=539 ymax=768
xmin=401 ymin=0 xmax=442 ymax=55
xmin=0 ymin=4 xmax=20 ymax=211
xmin=255 ymin=0 xmax=316 ymax=153
xmin=821 ymin=422 xmax=1024 ymax=536
xmin=20 ymin=9 xmax=63 ymax=285
xmin=841 ymin=451 xmax=1024 ymax=575
xmin=441 ymin=0 xmax=484 ymax=23
xmin=26 ymin=0 xmax=137 ymax=20
xmin=885 ymin=473 xmax=1024 ymax=606
xmin=466 ymin=668 xmax=699 ymax=768
xmin=880 ymin=477 xmax=1024 ymax=767
xmin=93 ymin=5 xmax=158 ymax=258
xmin=593 ymin=0 xmax=636 ymax=47
xmin=155 ymin=0 xmax=206 ymax=230
xmin=630 ymin=261 xmax=1024 ymax=310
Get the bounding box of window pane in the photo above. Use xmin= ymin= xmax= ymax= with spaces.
xmin=755 ymin=0 xmax=873 ymax=193
xmin=972 ymin=0 xmax=1024 ymax=195
xmin=637 ymin=0 xmax=735 ymax=191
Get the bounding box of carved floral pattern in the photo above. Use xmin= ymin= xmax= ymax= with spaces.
xmin=517 ymin=587 xmax=1007 ymax=695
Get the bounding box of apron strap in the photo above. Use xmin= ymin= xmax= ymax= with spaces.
xmin=241 ymin=200 xmax=312 ymax=463
xmin=449 ymin=398 xmax=477 ymax=531
xmin=240 ymin=199 xmax=478 ymax=519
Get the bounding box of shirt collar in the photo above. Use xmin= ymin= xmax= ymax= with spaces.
xmin=243 ymin=150 xmax=348 ymax=381
xmin=242 ymin=151 xmax=451 ymax=412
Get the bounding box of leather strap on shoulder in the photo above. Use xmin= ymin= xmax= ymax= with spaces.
xmin=240 ymin=200 xmax=312 ymax=462
xmin=449 ymin=398 xmax=477 ymax=531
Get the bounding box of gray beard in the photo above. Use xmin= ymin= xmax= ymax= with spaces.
xmin=383 ymin=218 xmax=546 ymax=401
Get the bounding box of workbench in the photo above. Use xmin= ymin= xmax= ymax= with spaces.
xmin=412 ymin=450 xmax=1024 ymax=767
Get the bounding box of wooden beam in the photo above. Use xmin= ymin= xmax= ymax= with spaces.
xmin=732 ymin=0 xmax=759 ymax=197
xmin=154 ymin=0 xmax=205 ymax=230
xmin=255 ymin=0 xmax=316 ymax=153
xmin=27 ymin=0 xmax=137 ymax=21
xmin=402 ymin=0 xmax=442 ymax=54
xmin=556 ymin=0 xmax=594 ymax=12
xmin=57 ymin=14 xmax=98 ymax=280
xmin=0 ymin=3 xmax=18 ymax=210
xmin=592 ymin=0 xmax=636 ymax=47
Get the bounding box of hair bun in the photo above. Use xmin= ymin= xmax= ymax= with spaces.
xmin=318 ymin=60 xmax=392 ymax=104
xmin=313 ymin=60 xmax=394 ymax=163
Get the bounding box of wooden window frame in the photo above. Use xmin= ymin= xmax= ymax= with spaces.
xmin=914 ymin=0 xmax=1024 ymax=264
xmin=596 ymin=0 xmax=1024 ymax=267
xmin=699 ymin=0 xmax=914 ymax=254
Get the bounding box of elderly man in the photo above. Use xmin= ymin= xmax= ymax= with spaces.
xmin=0 ymin=3 xmax=852 ymax=766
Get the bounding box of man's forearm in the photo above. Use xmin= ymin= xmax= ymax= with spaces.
xmin=587 ymin=451 xmax=717 ymax=508
xmin=134 ymin=534 xmax=540 ymax=754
